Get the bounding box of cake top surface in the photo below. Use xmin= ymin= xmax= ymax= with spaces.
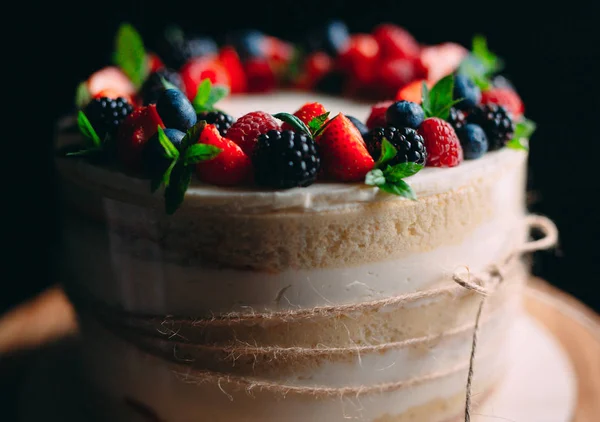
xmin=59 ymin=22 xmax=534 ymax=214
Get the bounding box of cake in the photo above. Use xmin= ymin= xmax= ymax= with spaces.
xmin=56 ymin=21 xmax=544 ymax=422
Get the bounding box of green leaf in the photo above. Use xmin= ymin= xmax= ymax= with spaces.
xmin=75 ymin=82 xmax=91 ymax=109
xmin=374 ymin=138 xmax=398 ymax=169
xmin=193 ymin=79 xmax=212 ymax=111
xmin=379 ymin=180 xmax=417 ymax=200
xmin=204 ymin=85 xmax=230 ymax=109
xmin=383 ymin=162 xmax=424 ymax=182
xmin=113 ymin=23 xmax=148 ymax=88
xmin=150 ymin=157 xmax=178 ymax=193
xmin=273 ymin=112 xmax=312 ymax=136
xmin=77 ymin=111 xmax=101 ymax=147
xmin=184 ymin=143 xmax=222 ymax=165
xmin=181 ymin=121 xmax=207 ymax=149
xmin=308 ymin=112 xmax=330 ymax=135
xmin=365 ymin=169 xmax=386 ymax=186
xmin=507 ymin=118 xmax=536 ymax=151
xmin=157 ymin=126 xmax=180 ymax=159
xmin=472 ymin=35 xmax=503 ymax=75
xmin=313 ymin=117 xmax=334 ymax=138
xmin=65 ymin=147 xmax=103 ymax=157
xmin=424 ymin=75 xmax=461 ymax=120
xmin=421 ymin=82 xmax=431 ymax=115
xmin=164 ymin=162 xmax=193 ymax=215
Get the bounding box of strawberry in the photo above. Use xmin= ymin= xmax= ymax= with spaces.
xmin=282 ymin=102 xmax=329 ymax=131
xmin=295 ymin=52 xmax=333 ymax=90
xmin=481 ymin=88 xmax=524 ymax=118
xmin=366 ymin=101 xmax=394 ymax=129
xmin=420 ymin=43 xmax=468 ymax=84
xmin=318 ymin=113 xmax=374 ymax=182
xmin=373 ymin=24 xmax=420 ymax=61
xmin=226 ymin=111 xmax=281 ymax=155
xmin=116 ymin=104 xmax=165 ymax=172
xmin=195 ymin=124 xmax=252 ymax=186
xmin=417 ymin=118 xmax=463 ymax=167
xmin=147 ymin=53 xmax=165 ymax=73
xmin=376 ymin=57 xmax=428 ymax=95
xmin=218 ymin=46 xmax=247 ymax=93
xmin=337 ymin=34 xmax=380 ymax=86
xmin=244 ymin=58 xmax=277 ymax=92
xmin=395 ymin=79 xmax=430 ymax=103
xmin=263 ymin=36 xmax=294 ymax=67
xmin=86 ymin=66 xmax=136 ymax=99
xmin=180 ymin=57 xmax=231 ymax=100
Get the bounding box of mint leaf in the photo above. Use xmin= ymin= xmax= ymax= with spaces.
xmin=472 ymin=35 xmax=503 ymax=75
xmin=181 ymin=121 xmax=207 ymax=149
xmin=193 ymin=79 xmax=212 ymax=111
xmin=157 ymin=126 xmax=180 ymax=159
xmin=77 ymin=111 xmax=101 ymax=147
xmin=65 ymin=147 xmax=103 ymax=157
xmin=75 ymin=82 xmax=90 ymax=109
xmin=423 ymin=75 xmax=462 ymax=120
xmin=308 ymin=112 xmax=330 ymax=135
xmin=164 ymin=162 xmax=193 ymax=215
xmin=375 ymin=138 xmax=397 ymax=168
xmin=421 ymin=82 xmax=431 ymax=116
xmin=273 ymin=112 xmax=311 ymax=136
xmin=184 ymin=143 xmax=222 ymax=165
xmin=507 ymin=118 xmax=536 ymax=151
xmin=379 ymin=180 xmax=416 ymax=200
xmin=365 ymin=169 xmax=386 ymax=186
xmin=205 ymin=85 xmax=230 ymax=110
xmin=383 ymin=162 xmax=424 ymax=181
xmin=313 ymin=117 xmax=334 ymax=138
xmin=114 ymin=23 xmax=148 ymax=88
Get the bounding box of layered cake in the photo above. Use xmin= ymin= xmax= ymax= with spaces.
xmin=57 ymin=22 xmax=542 ymax=422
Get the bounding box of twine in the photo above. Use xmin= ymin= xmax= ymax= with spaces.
xmin=77 ymin=215 xmax=557 ymax=421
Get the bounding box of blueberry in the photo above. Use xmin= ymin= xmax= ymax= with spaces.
xmin=453 ymin=74 xmax=481 ymax=110
xmin=346 ymin=115 xmax=369 ymax=139
xmin=456 ymin=124 xmax=488 ymax=160
xmin=308 ymin=20 xmax=350 ymax=56
xmin=385 ymin=101 xmax=425 ymax=129
xmin=142 ymin=128 xmax=186 ymax=178
xmin=229 ymin=30 xmax=265 ymax=60
xmin=156 ymin=89 xmax=197 ymax=132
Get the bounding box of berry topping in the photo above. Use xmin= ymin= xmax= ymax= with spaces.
xmin=373 ymin=24 xmax=420 ymax=61
xmin=420 ymin=43 xmax=468 ymax=84
xmin=395 ymin=79 xmax=428 ymax=103
xmin=180 ymin=57 xmax=231 ymax=99
xmin=456 ymin=124 xmax=488 ymax=160
xmin=365 ymin=126 xmax=427 ymax=166
xmin=226 ymin=111 xmax=281 ymax=155
xmin=453 ymin=74 xmax=481 ymax=110
xmin=83 ymin=97 xmax=133 ymax=141
xmin=116 ymin=104 xmax=165 ymax=171
xmin=244 ymin=58 xmax=277 ymax=92
xmin=346 ymin=115 xmax=369 ymax=139
xmin=282 ymin=102 xmax=328 ymax=132
xmin=147 ymin=52 xmax=165 ymax=72
xmin=366 ymin=101 xmax=394 ymax=129
xmin=467 ymin=104 xmax=515 ymax=150
xmin=140 ymin=69 xmax=184 ymax=105
xmin=338 ymin=34 xmax=380 ymax=86
xmin=156 ymin=89 xmax=197 ymax=132
xmin=86 ymin=66 xmax=136 ymax=101
xmin=447 ymin=107 xmax=467 ymax=132
xmin=385 ymin=101 xmax=425 ymax=129
xmin=307 ymin=20 xmax=350 ymax=56
xmin=377 ymin=58 xmax=427 ymax=94
xmin=218 ymin=47 xmax=247 ymax=93
xmin=318 ymin=113 xmax=375 ymax=182
xmin=417 ymin=117 xmax=463 ymax=167
xmin=195 ymin=124 xmax=252 ymax=186
xmin=142 ymin=128 xmax=186 ymax=177
xmin=253 ymin=130 xmax=320 ymax=188
xmin=480 ymin=88 xmax=524 ymax=118
xmin=196 ymin=111 xmax=235 ymax=137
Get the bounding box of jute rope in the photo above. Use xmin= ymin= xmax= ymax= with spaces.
xmin=77 ymin=215 xmax=558 ymax=421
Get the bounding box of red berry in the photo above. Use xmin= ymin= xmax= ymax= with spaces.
xmin=86 ymin=66 xmax=136 ymax=100
xmin=420 ymin=43 xmax=468 ymax=84
xmin=263 ymin=36 xmax=294 ymax=66
xmin=180 ymin=57 xmax=231 ymax=100
xmin=244 ymin=58 xmax=277 ymax=92
xmin=195 ymin=125 xmax=252 ymax=186
xmin=373 ymin=24 xmax=420 ymax=61
xmin=481 ymin=88 xmax=524 ymax=118
xmin=282 ymin=102 xmax=328 ymax=131
xmin=366 ymin=101 xmax=394 ymax=129
xmin=295 ymin=52 xmax=333 ymax=90
xmin=226 ymin=111 xmax=281 ymax=155
xmin=318 ymin=113 xmax=374 ymax=182
xmin=337 ymin=34 xmax=380 ymax=86
xmin=116 ymin=104 xmax=165 ymax=172
xmin=377 ymin=57 xmax=428 ymax=95
xmin=218 ymin=46 xmax=247 ymax=94
xmin=417 ymin=118 xmax=463 ymax=167
xmin=147 ymin=53 xmax=165 ymax=73
xmin=395 ymin=79 xmax=430 ymax=103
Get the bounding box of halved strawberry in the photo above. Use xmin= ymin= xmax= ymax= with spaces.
xmin=180 ymin=57 xmax=231 ymax=100
xmin=317 ymin=113 xmax=374 ymax=182
xmin=195 ymin=124 xmax=252 ymax=186
xmin=481 ymin=88 xmax=524 ymax=118
xmin=244 ymin=58 xmax=277 ymax=92
xmin=218 ymin=46 xmax=247 ymax=93
xmin=373 ymin=24 xmax=421 ymax=61
xmin=116 ymin=104 xmax=165 ymax=172
xmin=282 ymin=102 xmax=329 ymax=131
xmin=420 ymin=43 xmax=468 ymax=84
xmin=366 ymin=101 xmax=394 ymax=129
xmin=395 ymin=79 xmax=430 ymax=103
xmin=87 ymin=66 xmax=136 ymax=99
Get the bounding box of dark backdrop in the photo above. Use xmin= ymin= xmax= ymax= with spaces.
xmin=6 ymin=0 xmax=600 ymax=314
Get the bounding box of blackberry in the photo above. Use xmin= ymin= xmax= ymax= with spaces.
xmin=253 ymin=130 xmax=320 ymax=188
xmin=197 ymin=111 xmax=235 ymax=136
xmin=140 ymin=69 xmax=184 ymax=105
xmin=365 ymin=126 xmax=426 ymax=165
xmin=447 ymin=107 xmax=466 ymax=131
xmin=83 ymin=97 xmax=133 ymax=140
xmin=468 ymin=104 xmax=515 ymax=150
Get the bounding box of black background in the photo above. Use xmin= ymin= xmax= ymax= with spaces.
xmin=6 ymin=1 xmax=600 ymax=323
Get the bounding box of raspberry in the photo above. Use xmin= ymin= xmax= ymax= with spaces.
xmin=365 ymin=126 xmax=426 ymax=165
xmin=139 ymin=69 xmax=184 ymax=105
xmin=253 ymin=130 xmax=320 ymax=188
xmin=83 ymin=97 xmax=133 ymax=140
xmin=468 ymin=104 xmax=515 ymax=150
xmin=417 ymin=118 xmax=463 ymax=167
xmin=366 ymin=101 xmax=393 ymax=129
xmin=226 ymin=111 xmax=281 ymax=155
xmin=447 ymin=107 xmax=467 ymax=132
xmin=196 ymin=111 xmax=234 ymax=136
